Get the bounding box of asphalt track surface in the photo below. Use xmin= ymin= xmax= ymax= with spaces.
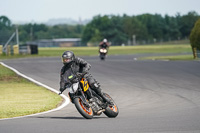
xmin=1 ymin=55 xmax=200 ymax=133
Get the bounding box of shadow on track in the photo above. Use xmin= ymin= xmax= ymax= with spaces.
xmin=34 ymin=116 xmax=106 ymax=120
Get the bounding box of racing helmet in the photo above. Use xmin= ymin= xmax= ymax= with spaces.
xmin=62 ymin=51 xmax=75 ymax=65
xmin=103 ymin=38 xmax=107 ymax=43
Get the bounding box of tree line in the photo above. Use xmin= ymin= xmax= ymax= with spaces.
xmin=0 ymin=11 xmax=199 ymax=46
xmin=82 ymin=11 xmax=200 ymax=45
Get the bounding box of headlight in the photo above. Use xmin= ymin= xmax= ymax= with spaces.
xmin=100 ymin=49 xmax=107 ymax=53
xmin=100 ymin=49 xmax=104 ymax=52
xmin=67 ymin=82 xmax=79 ymax=93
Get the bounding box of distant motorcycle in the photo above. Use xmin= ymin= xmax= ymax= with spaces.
xmin=99 ymin=48 xmax=108 ymax=60
xmin=59 ymin=68 xmax=119 ymax=119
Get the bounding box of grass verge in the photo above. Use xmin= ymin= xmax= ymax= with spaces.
xmin=140 ymin=54 xmax=195 ymax=61
xmin=38 ymin=44 xmax=193 ymax=56
xmin=0 ymin=64 xmax=62 ymax=119
xmin=0 ymin=44 xmax=193 ymax=59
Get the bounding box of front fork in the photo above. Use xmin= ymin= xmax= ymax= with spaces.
xmin=69 ymin=86 xmax=92 ymax=107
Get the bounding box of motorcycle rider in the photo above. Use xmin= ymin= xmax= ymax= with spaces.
xmin=99 ymin=38 xmax=110 ymax=49
xmin=59 ymin=51 xmax=112 ymax=104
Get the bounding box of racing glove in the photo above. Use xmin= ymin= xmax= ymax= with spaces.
xmin=60 ymin=88 xmax=65 ymax=93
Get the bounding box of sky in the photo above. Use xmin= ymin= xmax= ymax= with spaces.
xmin=0 ymin=0 xmax=200 ymax=24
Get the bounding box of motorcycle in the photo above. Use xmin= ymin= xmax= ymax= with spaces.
xmin=99 ymin=48 xmax=108 ymax=60
xmin=59 ymin=68 xmax=119 ymax=119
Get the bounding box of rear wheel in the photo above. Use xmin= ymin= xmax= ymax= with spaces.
xmin=74 ymin=98 xmax=93 ymax=119
xmin=103 ymin=93 xmax=119 ymax=118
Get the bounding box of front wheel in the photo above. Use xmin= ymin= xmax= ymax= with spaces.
xmin=74 ymin=98 xmax=93 ymax=119
xmin=103 ymin=93 xmax=119 ymax=118
xmin=100 ymin=54 xmax=105 ymax=60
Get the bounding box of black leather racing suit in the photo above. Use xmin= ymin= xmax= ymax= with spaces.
xmin=60 ymin=57 xmax=104 ymax=99
xmin=99 ymin=42 xmax=109 ymax=49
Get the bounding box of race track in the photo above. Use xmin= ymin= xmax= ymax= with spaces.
xmin=1 ymin=55 xmax=200 ymax=133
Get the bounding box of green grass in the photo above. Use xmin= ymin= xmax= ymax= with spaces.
xmin=38 ymin=44 xmax=192 ymax=56
xmin=0 ymin=44 xmax=193 ymax=59
xmin=39 ymin=47 xmax=98 ymax=56
xmin=37 ymin=44 xmax=194 ymax=60
xmin=0 ymin=64 xmax=62 ymax=119
xmin=109 ymin=44 xmax=192 ymax=55
xmin=140 ymin=54 xmax=194 ymax=61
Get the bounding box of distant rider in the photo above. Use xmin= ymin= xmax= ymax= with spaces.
xmin=99 ymin=39 xmax=110 ymax=49
xmin=59 ymin=51 xmax=112 ymax=104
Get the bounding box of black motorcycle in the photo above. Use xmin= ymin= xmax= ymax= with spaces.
xmin=59 ymin=68 xmax=119 ymax=119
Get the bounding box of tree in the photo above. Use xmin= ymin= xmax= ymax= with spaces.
xmin=0 ymin=16 xmax=11 ymax=28
xmin=81 ymin=22 xmax=101 ymax=45
xmin=123 ymin=16 xmax=148 ymax=44
xmin=164 ymin=15 xmax=181 ymax=41
xmin=179 ymin=11 xmax=199 ymax=39
xmin=81 ymin=15 xmax=111 ymax=45
xmin=0 ymin=16 xmax=14 ymax=44
xmin=137 ymin=14 xmax=165 ymax=42
xmin=190 ymin=18 xmax=200 ymax=58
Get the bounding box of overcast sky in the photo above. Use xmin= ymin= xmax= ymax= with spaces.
xmin=0 ymin=0 xmax=200 ymax=23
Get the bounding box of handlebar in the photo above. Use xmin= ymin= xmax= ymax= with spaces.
xmin=76 ymin=72 xmax=88 ymax=80
xmin=58 ymin=72 xmax=88 ymax=95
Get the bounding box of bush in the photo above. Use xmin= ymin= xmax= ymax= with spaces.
xmin=190 ymin=18 xmax=200 ymax=58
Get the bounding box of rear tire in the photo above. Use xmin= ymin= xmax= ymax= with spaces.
xmin=103 ymin=93 xmax=119 ymax=118
xmin=74 ymin=98 xmax=93 ymax=119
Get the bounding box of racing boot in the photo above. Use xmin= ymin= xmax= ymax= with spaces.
xmin=87 ymin=76 xmax=113 ymax=105
xmin=96 ymin=88 xmax=114 ymax=105
xmin=101 ymin=93 xmax=114 ymax=105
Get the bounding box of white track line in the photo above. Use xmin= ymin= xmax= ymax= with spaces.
xmin=0 ymin=62 xmax=70 ymax=121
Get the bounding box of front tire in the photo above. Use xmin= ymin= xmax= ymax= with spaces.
xmin=74 ymin=98 xmax=93 ymax=119
xmin=103 ymin=93 xmax=119 ymax=118
xmin=100 ymin=53 xmax=106 ymax=60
